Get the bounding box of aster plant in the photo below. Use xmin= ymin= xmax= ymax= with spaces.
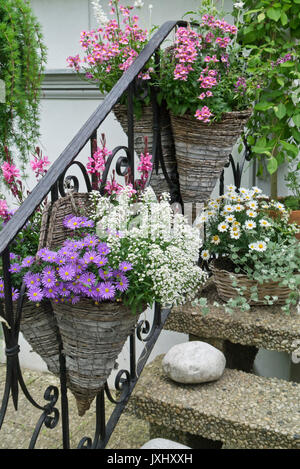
xmin=196 ymin=185 xmax=300 ymax=313
xmin=157 ymin=0 xmax=258 ymax=122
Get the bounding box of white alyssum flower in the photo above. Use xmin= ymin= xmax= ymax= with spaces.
xmin=91 ymin=0 xmax=109 ymax=25
xmin=134 ymin=0 xmax=144 ymax=8
xmin=234 ymin=1 xmax=245 ymax=9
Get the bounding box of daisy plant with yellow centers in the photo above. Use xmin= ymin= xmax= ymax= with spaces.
xmin=196 ymin=184 xmax=300 ymax=313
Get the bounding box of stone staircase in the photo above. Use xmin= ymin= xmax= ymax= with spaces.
xmin=126 ymin=281 xmax=300 ymax=449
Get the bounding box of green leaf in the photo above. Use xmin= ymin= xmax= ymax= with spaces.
xmin=281 ymin=12 xmax=288 ymax=25
xmin=274 ymin=103 xmax=286 ymax=119
xmin=292 ymin=114 xmax=300 ymax=127
xmin=254 ymin=101 xmax=272 ymax=111
xmin=266 ymin=8 xmax=281 ymax=21
xmin=280 ymin=140 xmax=299 ymax=156
xmin=276 ymin=77 xmax=285 ymax=87
xmin=258 ymin=12 xmax=265 ymax=22
xmin=267 ymin=157 xmax=278 ymax=174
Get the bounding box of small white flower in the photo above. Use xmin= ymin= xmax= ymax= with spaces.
xmin=251 ymin=186 xmax=262 ymax=194
xmin=249 ymin=243 xmax=256 ymax=250
xmin=230 ymin=229 xmax=241 ymax=239
xmin=246 ymin=209 xmax=258 ymax=218
xmin=235 ymin=204 xmax=244 ymax=212
xmin=91 ymin=0 xmax=109 ymax=25
xmin=201 ymin=250 xmax=210 ymax=260
xmin=248 ymin=200 xmax=258 ymax=210
xmin=211 ymin=235 xmax=221 ymax=245
xmin=244 ymin=220 xmax=257 ymax=230
xmin=259 ymin=219 xmax=271 ymax=228
xmin=226 ymin=184 xmax=236 ymax=192
xmin=234 ymin=1 xmax=245 ymax=9
xmin=225 ymin=214 xmax=236 ymax=223
xmin=134 ymin=0 xmax=144 ymax=8
xmin=223 ymin=204 xmax=235 ymax=213
xmin=218 ymin=222 xmax=229 ymax=232
xmin=149 ymin=4 xmax=153 ymax=9
xmin=254 ymin=241 xmax=267 ymax=252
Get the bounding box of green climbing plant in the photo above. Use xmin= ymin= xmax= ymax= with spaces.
xmin=0 ymin=0 xmax=47 ymax=181
xmin=232 ymin=0 xmax=300 ymax=199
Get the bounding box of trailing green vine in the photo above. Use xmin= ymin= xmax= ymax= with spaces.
xmin=0 ymin=0 xmax=47 ymax=182
xmin=232 ymin=0 xmax=300 ymax=199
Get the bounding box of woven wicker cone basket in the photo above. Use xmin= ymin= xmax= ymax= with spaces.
xmin=170 ymin=110 xmax=252 ymax=204
xmin=52 ymin=299 xmax=137 ymax=416
xmin=20 ymin=300 xmax=60 ymax=375
xmin=38 ymin=192 xmax=91 ymax=251
xmin=113 ymin=103 xmax=177 ymax=198
xmin=211 ymin=264 xmax=291 ymax=306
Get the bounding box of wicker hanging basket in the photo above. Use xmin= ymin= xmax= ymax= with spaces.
xmin=38 ymin=192 xmax=91 ymax=251
xmin=170 ymin=110 xmax=252 ymax=204
xmin=52 ymin=299 xmax=137 ymax=416
xmin=20 ymin=299 xmax=61 ymax=375
xmin=210 ymin=262 xmax=291 ymax=306
xmin=113 ymin=103 xmax=177 ymax=198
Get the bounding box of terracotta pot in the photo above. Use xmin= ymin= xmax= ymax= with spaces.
xmin=289 ymin=210 xmax=300 ymax=240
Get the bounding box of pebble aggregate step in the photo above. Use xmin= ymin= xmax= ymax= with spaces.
xmin=127 ymin=355 xmax=300 ymax=449
xmin=165 ymin=281 xmax=300 ymax=354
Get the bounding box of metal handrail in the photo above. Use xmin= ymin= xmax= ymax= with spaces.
xmin=0 ymin=20 xmax=180 ymax=255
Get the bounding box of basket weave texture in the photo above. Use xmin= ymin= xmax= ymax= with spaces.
xmin=18 ymin=300 xmax=60 ymax=375
xmin=113 ymin=103 xmax=177 ymax=198
xmin=38 ymin=192 xmax=91 ymax=250
xmin=211 ymin=263 xmax=291 ymax=306
xmin=52 ymin=299 xmax=137 ymax=416
xmin=170 ymin=110 xmax=252 ymax=204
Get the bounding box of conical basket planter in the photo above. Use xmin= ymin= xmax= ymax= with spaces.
xmin=113 ymin=103 xmax=178 ymax=198
xmin=20 ymin=300 xmax=60 ymax=375
xmin=170 ymin=110 xmax=252 ymax=204
xmin=52 ymin=299 xmax=137 ymax=416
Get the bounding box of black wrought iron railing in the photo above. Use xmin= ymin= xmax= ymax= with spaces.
xmin=0 ymin=19 xmax=250 ymax=449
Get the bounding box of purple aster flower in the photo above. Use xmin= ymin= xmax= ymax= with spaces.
xmin=27 ymin=287 xmax=44 ymax=302
xmin=119 ymin=261 xmax=132 ymax=272
xmin=64 ymin=216 xmax=84 ymax=230
xmin=115 ymin=276 xmax=129 ymax=292
xmin=59 ymin=264 xmax=76 ymax=281
xmin=83 ymin=235 xmax=98 ymax=248
xmin=24 ymin=272 xmax=42 ymax=289
xmin=38 ymin=249 xmax=57 ymax=263
xmin=83 ymin=250 xmax=101 ymax=265
xmin=96 ymin=256 xmax=108 ymax=268
xmin=21 ymin=256 xmax=35 ymax=268
xmin=43 ymin=287 xmax=57 ymax=299
xmin=63 ymin=240 xmax=84 ymax=251
xmin=70 ymin=295 xmax=80 ymax=304
xmin=11 ymin=288 xmax=19 ymax=302
xmin=90 ymin=284 xmax=103 ymax=302
xmin=97 ymin=242 xmax=111 ymax=256
xmin=41 ymin=269 xmax=56 ymax=288
xmin=79 ymin=272 xmax=96 ymax=287
xmin=58 ymin=284 xmax=71 ymax=297
xmin=9 ymin=263 xmax=21 ymax=274
xmin=99 ymin=267 xmax=113 ymax=280
xmin=99 ymin=282 xmax=115 ymax=300
xmin=0 ymin=278 xmax=4 ymax=292
xmin=79 ymin=217 xmax=94 ymax=228
xmin=10 ymin=253 xmax=17 ymax=260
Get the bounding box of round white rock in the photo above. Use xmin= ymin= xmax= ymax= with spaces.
xmin=162 ymin=341 xmax=226 ymax=384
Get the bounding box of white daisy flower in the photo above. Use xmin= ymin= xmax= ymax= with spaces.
xmin=218 ymin=222 xmax=229 ymax=232
xmin=255 ymin=241 xmax=267 ymax=252
xmin=244 ymin=220 xmax=257 ymax=230
xmin=249 ymin=243 xmax=256 ymax=250
xmin=259 ymin=219 xmax=271 ymax=228
xmin=226 ymin=184 xmax=236 ymax=192
xmin=235 ymin=204 xmax=244 ymax=212
xmin=252 ymin=186 xmax=262 ymax=194
xmin=211 ymin=235 xmax=221 ymax=245
xmin=201 ymin=250 xmax=210 ymax=260
xmin=223 ymin=204 xmax=235 ymax=213
xmin=248 ymin=200 xmax=258 ymax=210
xmin=230 ymin=229 xmax=241 ymax=239
xmin=246 ymin=209 xmax=257 ymax=218
xmin=225 ymin=215 xmax=236 ymax=223
xmin=239 ymin=187 xmax=249 ymax=195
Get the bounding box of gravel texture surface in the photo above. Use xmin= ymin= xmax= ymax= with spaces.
xmin=165 ymin=281 xmax=300 ymax=354
xmin=127 ymin=355 xmax=300 ymax=449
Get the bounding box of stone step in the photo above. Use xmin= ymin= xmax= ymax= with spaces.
xmin=165 ymin=281 xmax=300 ymax=355
xmin=127 ymin=355 xmax=300 ymax=449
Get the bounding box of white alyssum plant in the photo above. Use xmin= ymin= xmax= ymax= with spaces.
xmin=90 ymin=187 xmax=207 ymax=308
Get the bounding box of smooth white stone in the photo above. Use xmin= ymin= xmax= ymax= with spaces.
xmin=140 ymin=438 xmax=190 ymax=449
xmin=162 ymin=341 xmax=226 ymax=384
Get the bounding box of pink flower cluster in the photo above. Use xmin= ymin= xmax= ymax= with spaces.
xmin=137 ymin=148 xmax=153 ymax=190
xmin=30 ymin=152 xmax=50 ymax=178
xmin=171 ymin=14 xmax=239 ymax=123
xmin=195 ymin=106 xmax=213 ymax=123
xmin=66 ymin=1 xmax=151 ymax=84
